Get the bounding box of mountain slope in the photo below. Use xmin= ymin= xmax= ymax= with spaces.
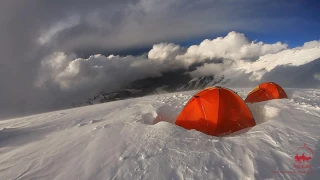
xmin=212 ymin=47 xmax=320 ymax=88
xmin=73 ymin=74 xmax=217 ymax=107
xmin=1 ymin=89 xmax=319 ymax=180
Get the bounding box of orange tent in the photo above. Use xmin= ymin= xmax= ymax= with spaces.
xmin=175 ymin=87 xmax=255 ymax=136
xmin=245 ymin=82 xmax=288 ymax=103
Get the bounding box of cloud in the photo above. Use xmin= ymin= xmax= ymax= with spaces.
xmin=177 ymin=32 xmax=287 ymax=64
xmin=314 ymin=73 xmax=320 ymax=81
xmin=148 ymin=43 xmax=185 ymax=61
xmin=0 ymin=0 xmax=313 ymax=119
xmin=36 ymin=51 xmax=181 ymax=94
xmin=28 ymin=0 xmax=297 ymax=54
xmin=298 ymin=40 xmax=320 ymax=49
xmin=189 ymin=62 xmax=232 ymax=77
xmin=38 ymin=16 xmax=81 ymax=45
xmin=182 ymin=32 xmax=287 ymax=77
xmin=37 ymin=32 xmax=290 ymax=94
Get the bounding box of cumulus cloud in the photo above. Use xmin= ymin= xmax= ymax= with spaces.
xmin=181 ymin=32 xmax=287 ymax=77
xmin=148 ymin=43 xmax=185 ymax=61
xmin=37 ymin=32 xmax=290 ymax=93
xmin=298 ymin=40 xmax=320 ymax=49
xmin=36 ymin=51 xmax=183 ymax=94
xmin=177 ymin=31 xmax=288 ymax=64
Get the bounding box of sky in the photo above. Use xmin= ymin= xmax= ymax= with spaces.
xmin=178 ymin=0 xmax=320 ymax=48
xmin=0 ymin=0 xmax=319 ymax=119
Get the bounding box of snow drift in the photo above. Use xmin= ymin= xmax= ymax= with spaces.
xmin=0 ymin=89 xmax=319 ymax=179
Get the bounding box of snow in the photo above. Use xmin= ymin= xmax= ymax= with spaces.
xmin=1 ymin=89 xmax=320 ymax=179
xmin=212 ymin=47 xmax=320 ymax=88
xmin=242 ymin=47 xmax=320 ymax=74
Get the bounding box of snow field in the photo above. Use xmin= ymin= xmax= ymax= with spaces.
xmin=0 ymin=89 xmax=319 ymax=179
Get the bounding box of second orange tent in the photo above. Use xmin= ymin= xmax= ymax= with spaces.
xmin=245 ymin=82 xmax=288 ymax=103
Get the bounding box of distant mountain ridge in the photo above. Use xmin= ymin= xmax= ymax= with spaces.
xmin=72 ymin=74 xmax=226 ymax=107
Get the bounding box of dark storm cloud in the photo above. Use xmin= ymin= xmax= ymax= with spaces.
xmin=0 ymin=0 xmax=305 ymax=119
xmin=0 ymin=0 xmax=140 ymax=118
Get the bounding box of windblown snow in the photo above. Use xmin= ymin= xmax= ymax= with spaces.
xmin=0 ymin=89 xmax=319 ymax=180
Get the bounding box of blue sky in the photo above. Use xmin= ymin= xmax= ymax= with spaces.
xmin=114 ymin=0 xmax=320 ymax=56
xmin=179 ymin=0 xmax=320 ymax=48
xmin=180 ymin=28 xmax=320 ymax=49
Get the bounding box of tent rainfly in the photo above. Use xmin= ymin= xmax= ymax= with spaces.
xmin=175 ymin=87 xmax=256 ymax=136
xmin=245 ymin=82 xmax=288 ymax=103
